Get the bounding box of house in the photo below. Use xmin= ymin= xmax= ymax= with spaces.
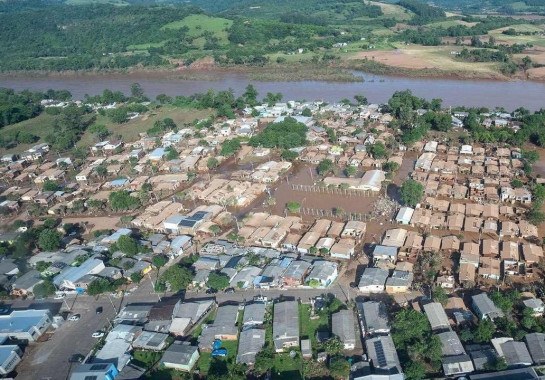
xmin=0 ymin=345 xmax=22 ymax=375
xmin=160 ymin=342 xmax=200 ymax=372
xmin=372 ymin=245 xmax=398 ymax=263
xmin=467 ymin=367 xmax=540 ymax=380
xmin=358 ymin=267 xmax=388 ymax=293
xmin=170 ymin=299 xmax=214 ymax=336
xmin=0 ymin=309 xmax=52 ymax=342
xmin=385 ymin=270 xmax=413 ymax=294
xmin=115 ymin=304 xmax=152 ymax=325
xmin=94 ymin=324 xmax=140 ymax=371
xmin=10 ymin=270 xmax=43 ymax=296
xmin=438 ymin=331 xmax=474 ymax=376
xmin=282 ymin=260 xmax=311 ymax=286
xmin=365 ymin=335 xmax=403 ymax=375
xmin=132 ymin=331 xmax=169 ymax=351
xmin=306 ymin=260 xmax=338 ymax=287
xmin=423 ymin=302 xmax=450 ymax=332
xmin=341 ymin=221 xmax=367 ymax=238
xmin=381 ymin=229 xmax=407 ymax=247
xmin=69 ymin=363 xmax=119 ymax=380
xmin=467 ymin=344 xmax=500 ymax=371
xmin=301 ymin=339 xmax=312 ymax=359
xmin=237 ymin=328 xmax=266 ymax=365
xmin=198 ymin=305 xmax=239 ymax=349
xmin=357 ymin=301 xmax=389 ymax=335
xmin=499 ymin=340 xmax=533 ymax=367
xmin=273 ymin=301 xmax=299 ymax=352
xmin=523 ymin=298 xmax=544 ymax=317
xmin=396 ymin=207 xmax=414 ymax=225
xmin=53 ymin=257 xmax=105 ymax=291
xmin=330 ymin=239 xmax=355 ymax=259
xmin=472 ymin=293 xmax=504 ymax=320
xmin=331 ymin=310 xmax=356 ymax=350
xmin=0 ymin=259 xmax=19 ymax=276
xmin=242 ymin=303 xmax=266 ymax=326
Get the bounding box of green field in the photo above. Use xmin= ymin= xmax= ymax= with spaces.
xmin=299 ymin=304 xmax=329 ymax=351
xmin=196 ymin=339 xmax=238 ymax=375
xmin=162 ymin=15 xmax=233 ymax=45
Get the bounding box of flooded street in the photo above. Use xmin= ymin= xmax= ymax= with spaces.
xmin=2 ymin=71 xmax=545 ymax=110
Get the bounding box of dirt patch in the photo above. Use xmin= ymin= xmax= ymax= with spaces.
xmin=526 ymin=66 xmax=545 ymax=80
xmin=351 ymin=49 xmax=432 ymax=70
xmin=62 ymin=216 xmax=121 ymax=234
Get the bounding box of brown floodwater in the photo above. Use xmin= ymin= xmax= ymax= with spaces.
xmin=1 ymin=71 xmax=545 ymax=110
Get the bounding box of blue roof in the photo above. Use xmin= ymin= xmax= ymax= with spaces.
xmin=279 ymin=257 xmax=293 ymax=268
xmin=171 ymin=235 xmax=192 ymax=250
xmin=149 ymin=148 xmax=166 ymax=158
xmin=110 ymin=178 xmax=129 ymax=187
xmin=53 ymin=257 xmax=103 ymax=287
xmin=0 ymin=310 xmax=50 ymax=334
xmin=372 ymin=245 xmax=398 ymax=258
xmin=0 ymin=345 xmax=19 ymax=363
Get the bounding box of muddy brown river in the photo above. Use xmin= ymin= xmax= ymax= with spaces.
xmin=1 ymin=71 xmax=545 ymax=110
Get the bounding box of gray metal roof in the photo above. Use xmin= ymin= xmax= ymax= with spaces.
xmin=438 ymin=331 xmax=465 ymax=357
xmin=273 ymin=301 xmax=299 ymax=350
xmin=332 ymin=309 xmax=356 ymax=346
xmin=525 ymin=332 xmax=545 ymax=364
xmin=237 ymin=328 xmax=265 ymax=365
xmin=358 ymin=267 xmax=389 ymax=288
xmin=472 ymin=293 xmax=504 ymax=320
xmin=364 ymin=334 xmax=402 ymax=373
xmin=160 ymin=342 xmax=198 ymax=366
xmin=243 ymin=303 xmax=266 ymax=325
xmin=357 ymin=301 xmax=389 ymax=335
xmin=423 ymin=302 xmax=450 ymax=331
xmin=468 ymin=367 xmax=540 ymax=380
xmin=501 ymin=340 xmax=533 ymax=366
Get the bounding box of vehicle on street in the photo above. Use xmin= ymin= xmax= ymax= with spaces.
xmin=54 ymin=293 xmax=66 ymax=300
xmin=92 ymin=331 xmax=105 ymax=338
xmin=224 ymin=287 xmax=235 ymax=294
xmin=206 ymin=288 xmax=217 ymax=294
xmin=69 ymin=354 xmax=84 ymax=363
xmin=96 ymin=307 xmax=103 ymax=314
xmin=68 ymin=314 xmax=80 ymax=321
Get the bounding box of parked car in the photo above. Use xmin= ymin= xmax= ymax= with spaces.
xmin=92 ymin=331 xmax=105 ymax=338
xmin=224 ymin=288 xmax=235 ymax=294
xmin=96 ymin=307 xmax=103 ymax=314
xmin=68 ymin=314 xmax=80 ymax=321
xmin=206 ymin=288 xmax=217 ymax=294
xmin=69 ymin=354 xmax=84 ymax=363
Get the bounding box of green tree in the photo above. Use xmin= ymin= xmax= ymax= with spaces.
xmin=301 ymin=108 xmax=312 ymax=117
xmin=318 ymin=159 xmax=334 ymax=175
xmin=207 ymin=157 xmax=219 ymax=169
xmin=152 ymin=255 xmax=168 ymax=268
xmin=42 ymin=180 xmax=60 ymax=192
xmin=474 ymin=319 xmax=496 ymax=343
xmin=528 ymin=210 xmax=545 ymax=225
xmin=109 ymin=190 xmax=140 ymax=211
xmin=220 ymin=138 xmax=242 ymax=157
xmin=206 ymin=272 xmax=230 ymax=290
xmin=485 ymin=356 xmax=508 ymax=371
xmin=87 ymin=278 xmax=113 ymax=296
xmin=35 ymin=261 xmax=51 ymax=272
xmin=165 ymin=147 xmax=179 ymax=160
xmin=329 ymin=355 xmax=350 ymax=378
xmin=354 ymin=94 xmax=368 ymax=105
xmin=33 ymin=279 xmax=56 ymax=298
xmin=88 ymin=124 xmax=110 ymax=141
xmin=117 ymin=235 xmax=139 ymax=256
xmin=281 ymin=149 xmax=298 ymax=161
xmin=404 ymin=361 xmax=426 ymax=380
xmin=345 ymin=165 xmax=357 ymax=177
xmin=368 ymin=142 xmax=388 ymax=159
xmin=286 ymin=201 xmax=301 ymax=213
xmin=432 ymin=286 xmax=448 ymax=305
xmin=400 ymin=179 xmax=424 ymax=207
xmin=38 ymin=229 xmax=62 ymax=251
xmin=95 ymin=164 xmax=107 ymax=178
xmin=130 ymin=272 xmax=143 ymax=283
xmin=158 ymin=265 xmax=193 ymax=292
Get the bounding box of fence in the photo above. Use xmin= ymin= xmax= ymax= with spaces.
xmin=291 ymin=184 xmax=378 ymax=197
xmin=298 ymin=207 xmax=369 ymax=221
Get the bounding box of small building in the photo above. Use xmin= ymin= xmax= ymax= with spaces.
xmin=471 ymin=293 xmax=504 ymax=320
xmin=523 ymin=298 xmax=544 ymax=317
xmin=385 ymin=270 xmax=413 ymax=294
xmin=301 ymin=339 xmax=312 ymax=359
xmin=237 ymin=328 xmax=266 ymax=364
xmin=423 ymin=302 xmax=450 ymax=332
xmin=365 ymin=335 xmax=402 ymax=374
xmin=273 ymin=301 xmax=299 ymax=352
xmin=525 ymin=333 xmax=545 ymax=365
xmin=69 ymin=363 xmax=119 ymax=380
xmin=396 ymin=207 xmax=414 ymax=225
xmin=358 ymin=267 xmax=388 ymax=293
xmin=306 ymin=260 xmax=338 ymax=287
xmin=0 ymin=309 xmax=52 ymax=342
xmin=500 ymin=340 xmax=533 ymax=367
xmin=357 ymin=301 xmax=389 ymax=336
xmin=160 ymin=342 xmax=200 ymax=372
xmin=243 ymin=303 xmax=266 ymax=326
xmin=331 ymin=310 xmax=356 ymax=350
xmin=0 ymin=345 xmax=22 ymax=375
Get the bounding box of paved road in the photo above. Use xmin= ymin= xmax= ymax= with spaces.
xmin=14 ymin=275 xmax=162 ymax=380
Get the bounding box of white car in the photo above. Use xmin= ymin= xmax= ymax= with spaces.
xmin=92 ymin=331 xmax=105 ymax=338
xmin=54 ymin=293 xmax=66 ymax=300
xmin=68 ymin=314 xmax=80 ymax=321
